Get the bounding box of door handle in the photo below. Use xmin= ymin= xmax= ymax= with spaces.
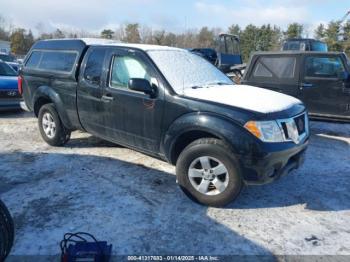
xmin=101 ymin=94 xmax=114 ymax=102
xmin=301 ymin=83 xmax=314 ymax=88
xmin=342 ymin=88 xmax=350 ymax=94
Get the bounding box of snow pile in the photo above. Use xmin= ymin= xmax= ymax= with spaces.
xmin=0 ymin=113 xmax=349 ymax=256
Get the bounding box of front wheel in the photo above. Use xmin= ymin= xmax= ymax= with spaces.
xmin=38 ymin=103 xmax=71 ymax=146
xmin=176 ymin=138 xmax=243 ymax=207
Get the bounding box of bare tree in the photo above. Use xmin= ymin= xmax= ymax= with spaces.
xmin=139 ymin=25 xmax=153 ymax=44
xmin=153 ymin=30 xmax=165 ymax=45
xmin=123 ymin=23 xmax=141 ymax=43
xmin=114 ymin=25 xmax=125 ymax=41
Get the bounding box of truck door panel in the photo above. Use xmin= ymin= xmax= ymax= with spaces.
xmin=101 ymin=48 xmax=164 ymax=153
xmin=243 ymin=55 xmax=301 ymax=98
xmin=301 ymin=55 xmax=350 ymax=117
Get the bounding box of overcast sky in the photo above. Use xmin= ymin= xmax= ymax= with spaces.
xmin=0 ymin=0 xmax=349 ymax=35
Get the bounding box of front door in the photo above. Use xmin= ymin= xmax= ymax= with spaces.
xmin=77 ymin=47 xmax=108 ymax=136
xmin=101 ymin=47 xmax=164 ymax=153
xmin=301 ymin=54 xmax=350 ymax=118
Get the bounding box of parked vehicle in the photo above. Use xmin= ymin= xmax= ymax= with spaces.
xmin=190 ymin=34 xmax=245 ymax=83
xmin=282 ymin=38 xmax=328 ymax=52
xmin=190 ymin=34 xmax=243 ymax=72
xmin=0 ymin=199 xmax=14 ymax=261
xmin=21 ymin=39 xmax=309 ymax=206
xmin=0 ymin=60 xmax=22 ymax=111
xmin=242 ymin=51 xmax=350 ymax=122
xmin=0 ymin=53 xmax=20 ymax=72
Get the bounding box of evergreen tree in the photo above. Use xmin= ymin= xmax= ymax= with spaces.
xmin=197 ymin=27 xmax=215 ymax=48
xmin=100 ymin=29 xmax=114 ymax=39
xmin=314 ymin=24 xmax=326 ymax=40
xmin=239 ymin=24 xmax=259 ymax=61
xmin=228 ymin=24 xmax=241 ymax=36
xmin=285 ymin=23 xmax=304 ymax=39
xmin=325 ymin=21 xmax=342 ymax=51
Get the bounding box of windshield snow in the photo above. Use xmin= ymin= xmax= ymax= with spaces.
xmin=148 ymin=50 xmax=233 ymax=94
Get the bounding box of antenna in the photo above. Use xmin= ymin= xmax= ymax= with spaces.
xmin=182 ymin=72 xmax=185 ymax=95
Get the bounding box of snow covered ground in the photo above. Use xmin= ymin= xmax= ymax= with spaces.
xmin=0 ymin=111 xmax=349 ymax=258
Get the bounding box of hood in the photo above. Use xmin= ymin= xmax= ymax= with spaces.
xmin=6 ymin=62 xmax=19 ymax=71
xmin=183 ymin=84 xmax=302 ymax=114
xmin=0 ymin=75 xmax=18 ymax=90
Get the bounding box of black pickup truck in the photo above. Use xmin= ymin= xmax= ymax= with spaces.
xmin=242 ymin=51 xmax=350 ymax=122
xmin=20 ymin=39 xmax=309 ymax=206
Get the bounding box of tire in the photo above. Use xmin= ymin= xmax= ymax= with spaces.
xmin=38 ymin=103 xmax=71 ymax=146
xmin=176 ymin=138 xmax=243 ymax=207
xmin=0 ymin=200 xmax=14 ymax=261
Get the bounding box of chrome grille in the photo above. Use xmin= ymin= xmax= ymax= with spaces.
xmin=277 ymin=113 xmax=309 ymax=144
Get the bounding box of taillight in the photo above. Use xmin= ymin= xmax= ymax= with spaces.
xmin=18 ymin=75 xmax=23 ymax=95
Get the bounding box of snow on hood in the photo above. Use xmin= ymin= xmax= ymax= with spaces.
xmin=183 ymin=84 xmax=302 ymax=114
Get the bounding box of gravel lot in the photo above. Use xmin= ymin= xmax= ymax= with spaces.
xmin=0 ymin=111 xmax=350 ymax=258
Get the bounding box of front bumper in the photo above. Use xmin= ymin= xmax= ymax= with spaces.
xmin=241 ymin=138 xmax=309 ymax=185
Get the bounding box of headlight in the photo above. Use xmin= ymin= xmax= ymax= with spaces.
xmin=244 ymin=120 xmax=284 ymax=143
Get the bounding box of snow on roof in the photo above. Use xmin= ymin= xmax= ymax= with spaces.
xmin=79 ymin=38 xmax=183 ymax=52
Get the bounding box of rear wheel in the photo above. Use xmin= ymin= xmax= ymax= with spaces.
xmin=0 ymin=200 xmax=14 ymax=260
xmin=176 ymin=138 xmax=243 ymax=207
xmin=38 ymin=104 xmax=70 ymax=146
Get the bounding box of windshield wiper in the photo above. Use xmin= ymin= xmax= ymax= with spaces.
xmin=189 ymin=82 xmax=229 ymax=89
xmin=205 ymin=82 xmax=229 ymax=86
xmin=190 ymin=86 xmax=205 ymax=89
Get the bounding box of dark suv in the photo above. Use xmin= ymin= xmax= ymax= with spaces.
xmin=242 ymin=51 xmax=350 ymax=122
xmin=282 ymin=39 xmax=328 ymax=52
xmin=20 ymin=39 xmax=309 ymax=206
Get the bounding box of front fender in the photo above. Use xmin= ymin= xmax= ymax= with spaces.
xmin=162 ymin=112 xmax=258 ymax=162
xmin=32 ymin=86 xmax=73 ymax=130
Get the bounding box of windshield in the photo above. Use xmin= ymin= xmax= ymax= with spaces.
xmin=0 ymin=62 xmax=17 ymax=76
xmin=0 ymin=54 xmax=16 ymax=62
xmin=148 ymin=50 xmax=232 ymax=94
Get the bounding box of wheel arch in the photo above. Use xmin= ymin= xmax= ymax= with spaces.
xmin=163 ymin=113 xmax=251 ymax=165
xmin=169 ymin=130 xmax=220 ymax=165
xmin=32 ymin=86 xmax=73 ymax=130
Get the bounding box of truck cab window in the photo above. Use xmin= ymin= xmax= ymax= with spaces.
xmin=84 ymin=49 xmax=106 ymax=84
xmin=39 ymin=51 xmax=77 ymax=72
xmin=305 ymin=56 xmax=345 ymax=78
xmin=26 ymin=51 xmax=42 ymax=68
xmin=253 ymin=57 xmax=296 ymax=79
xmin=110 ymin=55 xmax=151 ymax=89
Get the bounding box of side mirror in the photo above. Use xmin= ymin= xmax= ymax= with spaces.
xmin=128 ymin=78 xmax=155 ymax=96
